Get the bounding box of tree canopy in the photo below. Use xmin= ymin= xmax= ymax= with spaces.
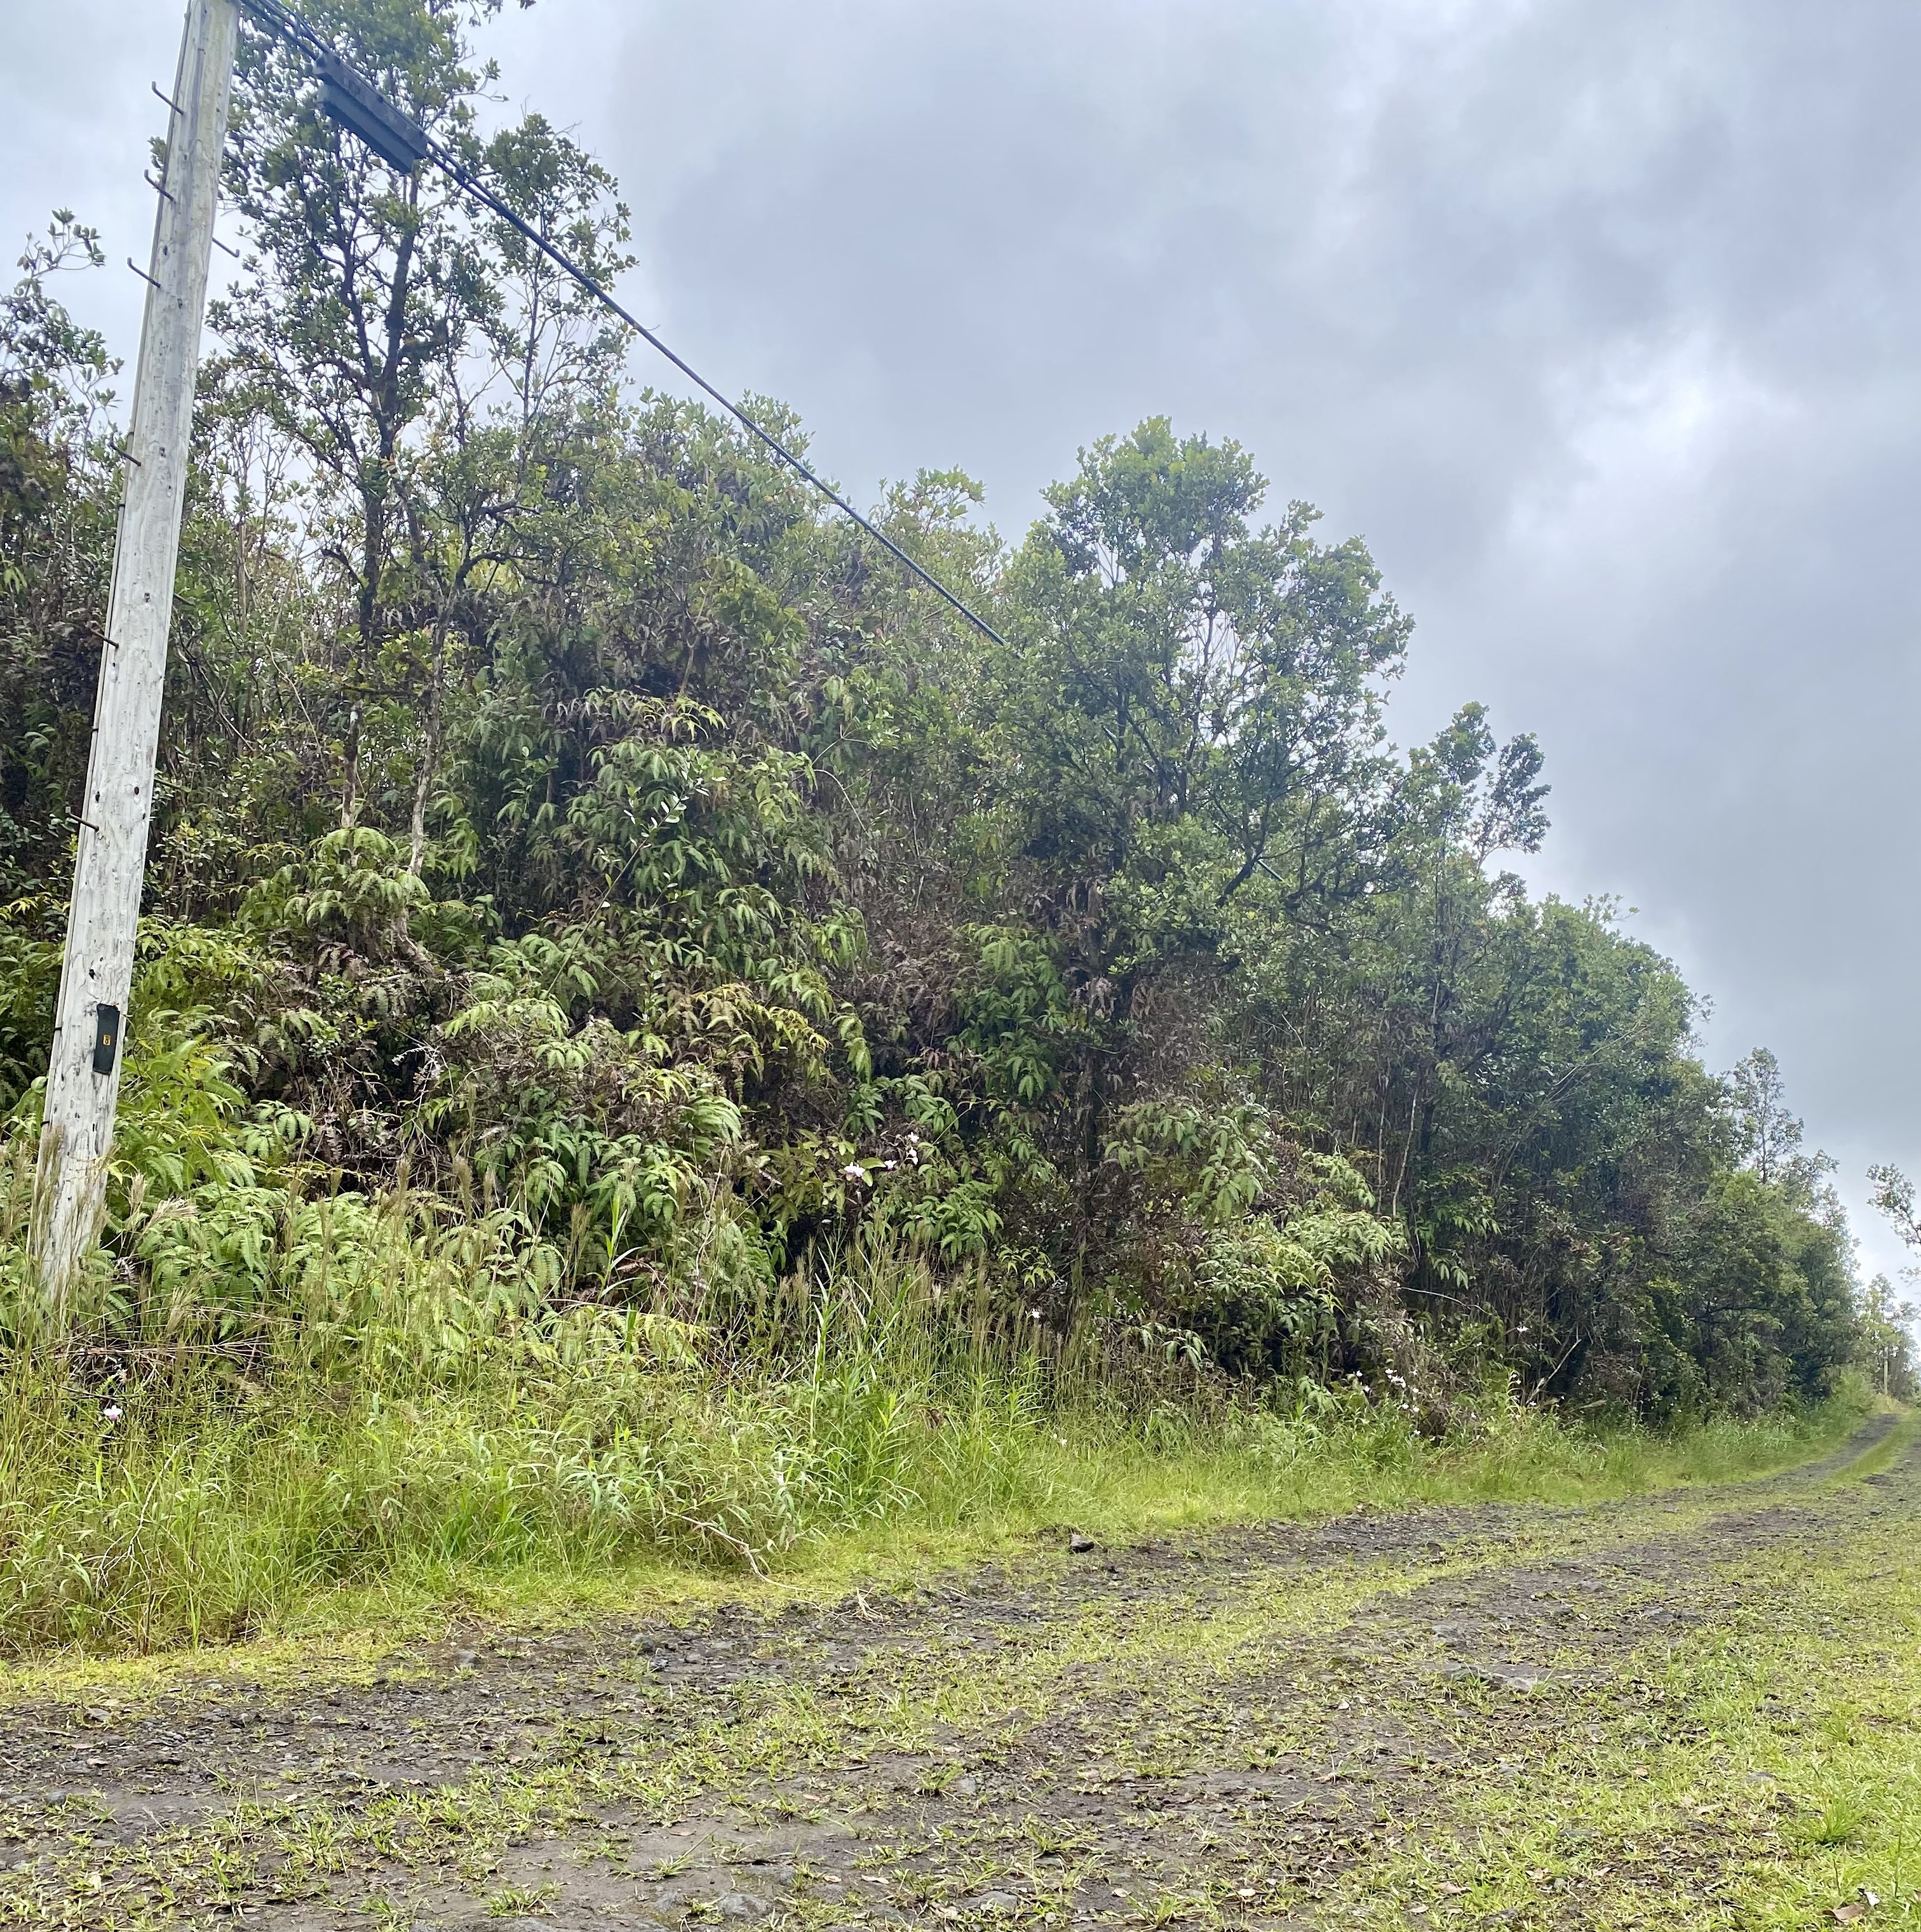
xmin=0 ymin=1 xmax=1872 ymax=1418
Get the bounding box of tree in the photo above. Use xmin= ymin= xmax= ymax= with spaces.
xmin=1727 ymin=1047 xmax=1819 ymax=1189
xmin=965 ymin=419 xmax=1408 ymax=1313
xmin=1861 ymin=1273 xmax=1917 ymax=1399
xmin=215 ymin=0 xmax=503 ymax=828
xmin=1870 ymin=1162 xmax=1921 ymax=1254
xmin=0 ymin=215 xmax=121 ymax=909
xmin=0 ymin=1 xmax=1871 ymax=1416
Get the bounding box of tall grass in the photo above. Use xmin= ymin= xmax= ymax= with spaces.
xmin=0 ymin=1230 xmax=1076 ymax=1653
xmin=0 ymin=1300 xmax=1866 ymax=1659
xmin=0 ymin=1157 xmax=1871 ymax=1659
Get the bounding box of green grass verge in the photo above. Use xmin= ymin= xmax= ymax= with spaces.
xmin=0 ymin=1339 xmax=1870 ymax=1675
xmin=0 ymin=1402 xmax=1904 ymax=1928
xmin=1325 ymin=1406 xmax=1921 ymax=1929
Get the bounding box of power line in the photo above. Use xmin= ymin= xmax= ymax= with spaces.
xmin=235 ymin=0 xmax=1011 ymax=650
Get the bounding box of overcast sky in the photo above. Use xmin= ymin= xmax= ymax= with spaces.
xmin=3 ymin=0 xmax=1917 ymax=1277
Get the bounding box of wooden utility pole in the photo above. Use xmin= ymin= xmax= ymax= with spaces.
xmin=30 ymin=0 xmax=239 ymax=1322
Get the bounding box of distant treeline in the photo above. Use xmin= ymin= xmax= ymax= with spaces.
xmin=0 ymin=0 xmax=1879 ymax=1417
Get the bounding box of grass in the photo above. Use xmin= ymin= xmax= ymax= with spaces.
xmin=0 ymin=1304 xmax=1868 ymax=1671
xmin=0 ymin=1402 xmax=1906 ymax=1929
xmin=1321 ymin=1405 xmax=1921 ymax=1929
xmin=0 ymin=1144 xmax=1875 ymax=1672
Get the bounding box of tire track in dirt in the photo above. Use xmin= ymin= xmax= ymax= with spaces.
xmin=0 ymin=1416 xmax=1908 ymax=1929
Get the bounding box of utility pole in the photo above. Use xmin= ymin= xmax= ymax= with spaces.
xmin=30 ymin=0 xmax=239 ymax=1324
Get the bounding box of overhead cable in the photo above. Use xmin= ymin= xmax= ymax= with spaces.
xmin=234 ymin=0 xmax=1011 ymax=648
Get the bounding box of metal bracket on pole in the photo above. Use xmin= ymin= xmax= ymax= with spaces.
xmin=91 ymin=1007 xmax=122 ymax=1077
xmin=313 ymin=48 xmax=429 ymax=171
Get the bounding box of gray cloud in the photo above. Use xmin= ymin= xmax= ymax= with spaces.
xmin=4 ymin=0 xmax=1915 ymax=1271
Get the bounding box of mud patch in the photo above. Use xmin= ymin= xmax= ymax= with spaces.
xmin=0 ymin=1419 xmax=1910 ymax=1929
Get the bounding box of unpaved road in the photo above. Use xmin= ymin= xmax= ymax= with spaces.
xmin=1 ymin=1418 xmax=1913 ymax=1931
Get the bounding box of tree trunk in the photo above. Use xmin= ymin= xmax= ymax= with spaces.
xmin=407 ymin=613 xmax=448 ymax=875
xmin=340 ymin=701 xmax=361 ymax=829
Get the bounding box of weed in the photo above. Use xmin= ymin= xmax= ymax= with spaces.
xmin=1805 ymin=1793 xmax=1868 ymax=1848
xmin=484 ymin=1880 xmax=558 ymax=1915
xmin=0 ymin=1214 xmax=1873 ymax=1661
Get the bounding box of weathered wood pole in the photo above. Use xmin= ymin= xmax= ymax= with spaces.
xmin=30 ymin=0 xmax=239 ymax=1324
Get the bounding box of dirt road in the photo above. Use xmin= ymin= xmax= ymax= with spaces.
xmin=2 ymin=1417 xmax=1913 ymax=1930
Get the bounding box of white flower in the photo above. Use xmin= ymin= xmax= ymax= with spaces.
xmin=102 ymin=1405 xmax=121 ymax=1425
xmin=841 ymin=1163 xmax=865 ymax=1182
xmin=882 ymin=1159 xmax=898 ymax=1171
xmin=1029 ymin=1307 xmax=1042 ymax=1320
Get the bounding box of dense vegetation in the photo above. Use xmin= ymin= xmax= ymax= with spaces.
xmin=0 ymin=0 xmax=1883 ymax=1473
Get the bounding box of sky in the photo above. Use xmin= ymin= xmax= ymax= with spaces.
xmin=2 ymin=0 xmax=1917 ymax=1277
